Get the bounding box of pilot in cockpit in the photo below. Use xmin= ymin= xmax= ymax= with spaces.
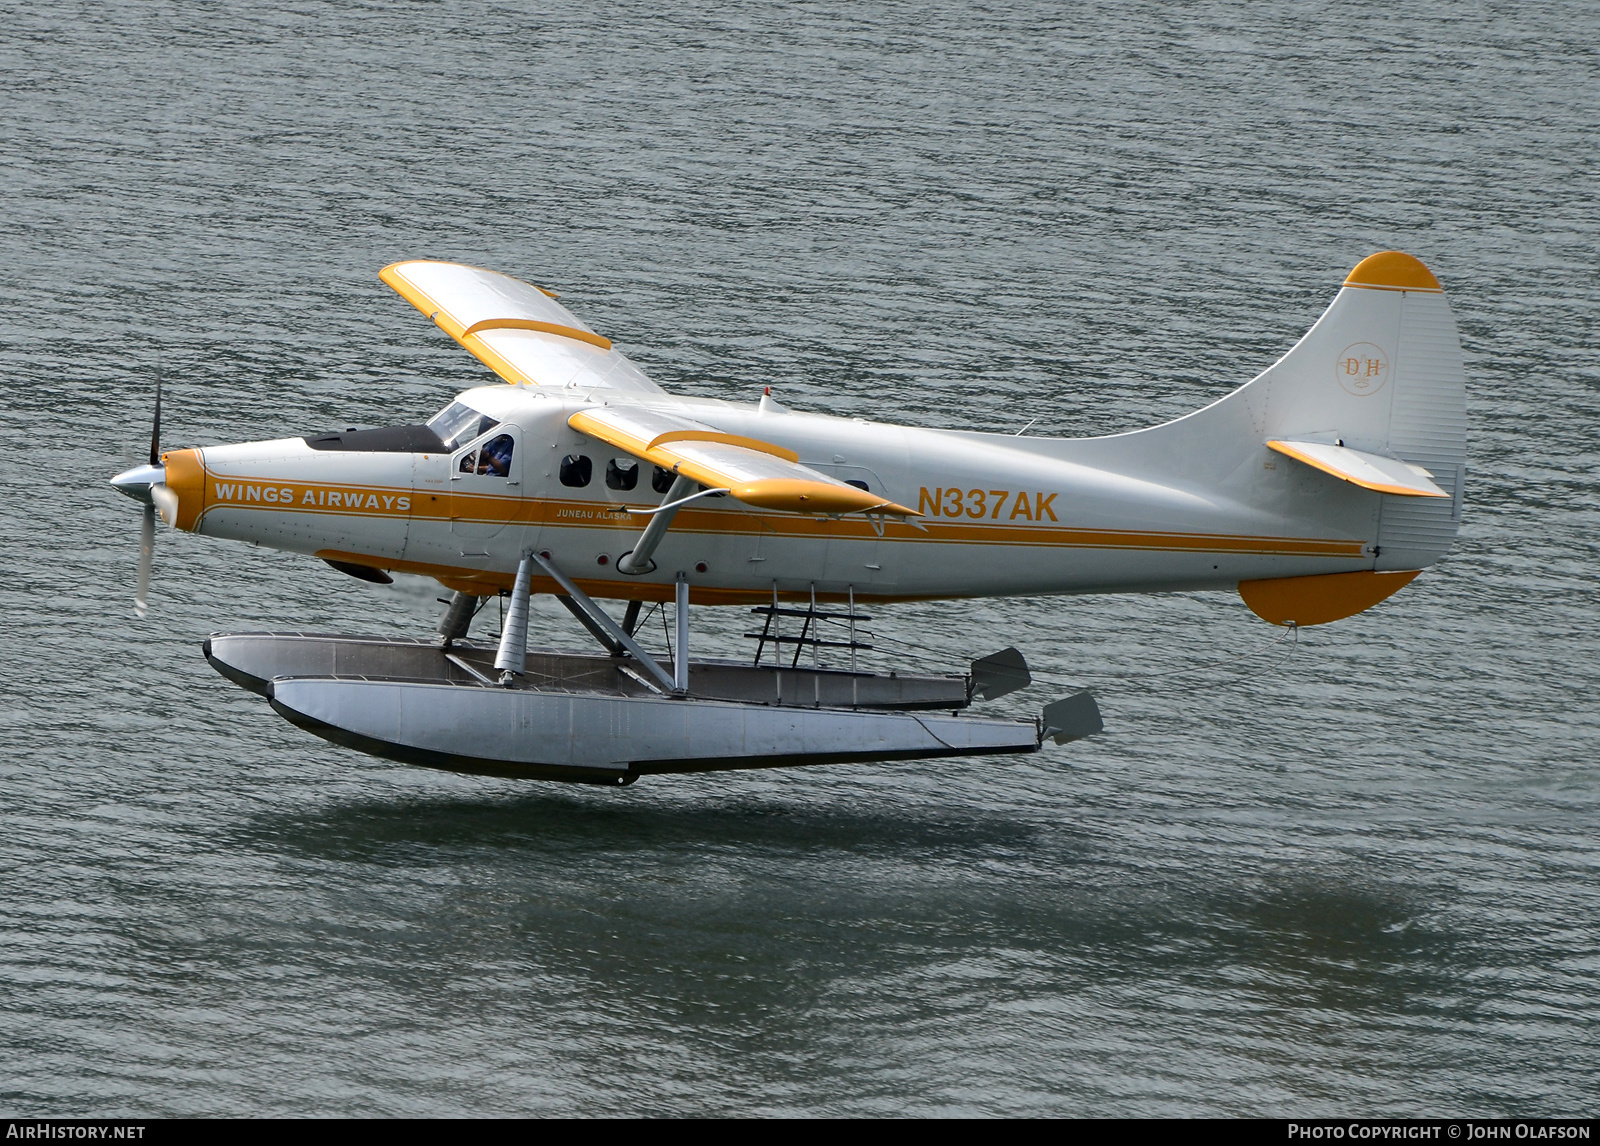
xmin=476 ymin=434 xmax=514 ymax=477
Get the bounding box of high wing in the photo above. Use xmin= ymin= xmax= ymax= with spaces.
xmin=386 ymin=261 xmax=916 ymax=517
xmin=380 ymin=260 xmax=665 ymax=394
xmin=569 ymin=406 xmax=918 ymax=517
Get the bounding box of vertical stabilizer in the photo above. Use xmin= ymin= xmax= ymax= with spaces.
xmin=1072 ymin=251 xmax=1467 ymax=625
xmin=1236 ymin=251 xmax=1467 ymax=618
xmin=1247 ymin=251 xmax=1467 ymax=571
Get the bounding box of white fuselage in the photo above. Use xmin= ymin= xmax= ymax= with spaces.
xmin=185 ymin=384 xmax=1386 ymax=606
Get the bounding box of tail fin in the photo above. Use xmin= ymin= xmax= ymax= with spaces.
xmin=1236 ymin=251 xmax=1467 ymax=572
xmin=1069 ymin=251 xmax=1467 ymax=625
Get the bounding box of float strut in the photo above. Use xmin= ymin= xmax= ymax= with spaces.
xmin=674 ymin=572 xmax=690 ymax=693
xmin=437 ymin=591 xmax=478 ymax=647
xmin=494 ymin=553 xmax=534 ymax=685
xmin=529 ymin=551 xmax=679 ymax=695
xmin=622 ymin=599 xmax=643 ymax=639
xmin=555 ymin=595 xmax=622 ymax=655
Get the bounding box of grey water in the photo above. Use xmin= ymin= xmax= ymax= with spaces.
xmin=2 ymin=0 xmax=1597 ymax=1117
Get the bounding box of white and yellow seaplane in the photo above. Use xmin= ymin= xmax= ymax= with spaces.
xmin=111 ymin=251 xmax=1465 ymax=785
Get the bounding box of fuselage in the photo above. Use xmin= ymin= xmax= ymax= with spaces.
xmin=156 ymin=383 xmax=1382 ymax=606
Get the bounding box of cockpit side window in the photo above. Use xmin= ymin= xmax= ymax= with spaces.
xmin=476 ymin=434 xmax=514 ymax=477
xmin=427 ymin=401 xmax=500 ymax=451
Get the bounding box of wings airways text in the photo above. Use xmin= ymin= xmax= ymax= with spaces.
xmin=918 ymin=488 xmax=1058 ymax=521
xmin=212 ymin=481 xmax=410 ymax=513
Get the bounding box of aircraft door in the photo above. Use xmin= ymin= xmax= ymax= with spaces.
xmin=815 ymin=464 xmax=886 ymax=589
xmin=450 ymin=425 xmax=523 ymax=539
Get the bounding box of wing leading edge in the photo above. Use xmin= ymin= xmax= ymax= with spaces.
xmin=380 ymin=260 xmax=665 ymax=394
xmin=569 ymin=406 xmax=918 ymax=517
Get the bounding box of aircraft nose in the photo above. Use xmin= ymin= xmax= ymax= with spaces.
xmin=110 ymin=462 xmax=167 ymax=505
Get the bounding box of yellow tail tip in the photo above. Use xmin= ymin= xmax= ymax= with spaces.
xmin=1344 ymin=251 xmax=1442 ymax=293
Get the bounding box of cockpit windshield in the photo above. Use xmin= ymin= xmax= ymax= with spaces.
xmin=426 ymin=401 xmax=500 ymax=450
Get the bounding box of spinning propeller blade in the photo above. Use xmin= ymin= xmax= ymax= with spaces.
xmin=112 ymin=380 xmax=166 ymax=617
xmin=135 ymin=504 xmax=155 ymax=618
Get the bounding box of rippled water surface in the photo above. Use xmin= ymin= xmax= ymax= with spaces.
xmin=3 ymin=0 xmax=1598 ymax=1117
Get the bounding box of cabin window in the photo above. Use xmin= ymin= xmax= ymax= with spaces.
xmin=560 ymin=454 xmax=593 ymax=487
xmin=651 ymin=466 xmax=675 ymax=494
xmin=606 ymin=458 xmax=639 ymax=491
xmin=845 ymin=479 xmax=869 ymax=491
xmin=427 ymin=401 xmax=499 ymax=450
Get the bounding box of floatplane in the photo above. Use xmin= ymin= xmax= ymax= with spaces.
xmin=111 ymin=251 xmax=1464 ymax=785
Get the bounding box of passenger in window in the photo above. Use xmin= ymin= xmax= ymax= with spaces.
xmin=477 ymin=434 xmax=514 ymax=477
xmin=606 ymin=458 xmax=639 ymax=491
xmin=560 ymin=454 xmax=592 ymax=487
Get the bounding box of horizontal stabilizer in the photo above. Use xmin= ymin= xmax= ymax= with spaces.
xmin=570 ymin=406 xmax=917 ymax=516
xmin=380 ymin=261 xmax=665 ymax=393
xmin=1267 ymin=440 xmax=1448 ymax=498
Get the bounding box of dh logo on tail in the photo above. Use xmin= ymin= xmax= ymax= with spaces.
xmin=1335 ymin=341 xmax=1390 ymax=397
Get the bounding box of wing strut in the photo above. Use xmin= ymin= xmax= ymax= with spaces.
xmin=617 ymin=474 xmax=696 ymax=575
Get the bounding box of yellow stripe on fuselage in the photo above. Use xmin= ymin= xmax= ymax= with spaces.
xmin=202 ymin=470 xmax=1364 ymax=560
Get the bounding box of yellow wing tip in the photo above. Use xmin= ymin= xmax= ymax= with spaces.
xmin=1344 ymin=251 xmax=1442 ymax=292
xmin=380 ymin=259 xmax=558 ymax=297
xmin=378 ymin=260 xmax=437 ymax=287
xmin=727 ymin=480 xmax=919 ymax=517
xmin=379 ymin=263 xmax=434 ymax=315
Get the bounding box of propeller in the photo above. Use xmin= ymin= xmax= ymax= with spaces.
xmin=136 ymin=381 xmax=161 ymax=616
xmin=136 ymin=502 xmax=155 ymax=617
xmin=111 ymin=380 xmax=167 ymax=617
